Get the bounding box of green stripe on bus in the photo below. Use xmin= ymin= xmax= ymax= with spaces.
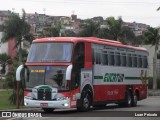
xmin=94 ymin=76 xmax=140 ymax=80
xmin=94 ymin=76 xmax=103 ymax=79
xmin=125 ymin=77 xmax=140 ymax=80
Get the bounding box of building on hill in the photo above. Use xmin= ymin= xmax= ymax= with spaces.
xmin=123 ymin=22 xmax=150 ymax=36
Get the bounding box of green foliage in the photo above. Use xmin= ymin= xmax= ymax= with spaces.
xmin=0 ymin=53 xmax=11 ymax=64
xmin=42 ymin=27 xmax=60 ymax=37
xmin=0 ymin=90 xmax=17 ymax=109
xmin=78 ymin=20 xmax=100 ymax=37
xmin=0 ymin=53 xmax=11 ymax=74
xmin=144 ymin=27 xmax=160 ymax=46
xmin=78 ymin=17 xmax=136 ymax=45
xmin=106 ymin=17 xmax=123 ymax=40
xmin=4 ymin=59 xmax=24 ymax=105
xmin=16 ymin=49 xmax=28 ymax=62
xmin=2 ymin=9 xmax=34 ymax=62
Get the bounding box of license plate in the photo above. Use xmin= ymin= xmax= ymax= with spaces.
xmin=40 ymin=103 xmax=48 ymax=107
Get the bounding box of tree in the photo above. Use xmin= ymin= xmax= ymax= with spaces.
xmin=0 ymin=53 xmax=11 ymax=74
xmin=42 ymin=27 xmax=60 ymax=37
xmin=144 ymin=27 xmax=160 ymax=90
xmin=2 ymin=9 xmax=34 ymax=62
xmin=78 ymin=20 xmax=100 ymax=37
xmin=106 ymin=17 xmax=123 ymax=41
xmin=96 ymin=28 xmax=113 ymax=39
xmin=4 ymin=59 xmax=24 ymax=105
xmin=106 ymin=17 xmax=136 ymax=44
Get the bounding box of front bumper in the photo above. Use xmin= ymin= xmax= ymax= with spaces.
xmin=24 ymin=98 xmax=70 ymax=109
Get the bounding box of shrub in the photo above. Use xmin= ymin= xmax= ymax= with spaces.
xmin=4 ymin=59 xmax=24 ymax=105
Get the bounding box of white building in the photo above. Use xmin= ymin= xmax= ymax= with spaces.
xmin=142 ymin=45 xmax=160 ymax=77
xmin=123 ymin=22 xmax=149 ymax=36
xmin=0 ymin=32 xmax=8 ymax=54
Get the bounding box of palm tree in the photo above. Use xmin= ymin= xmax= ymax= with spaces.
xmin=106 ymin=17 xmax=123 ymax=41
xmin=106 ymin=17 xmax=136 ymax=44
xmin=145 ymin=27 xmax=160 ymax=90
xmin=2 ymin=9 xmax=34 ymax=62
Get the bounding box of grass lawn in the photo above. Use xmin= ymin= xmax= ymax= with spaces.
xmin=0 ymin=90 xmax=24 ymax=110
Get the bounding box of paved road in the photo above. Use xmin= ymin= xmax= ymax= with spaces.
xmin=3 ymin=96 xmax=160 ymax=120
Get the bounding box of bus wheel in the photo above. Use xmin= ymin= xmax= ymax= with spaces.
xmin=125 ymin=91 xmax=132 ymax=107
xmin=77 ymin=91 xmax=91 ymax=112
xmin=43 ymin=108 xmax=55 ymax=113
xmin=132 ymin=94 xmax=138 ymax=107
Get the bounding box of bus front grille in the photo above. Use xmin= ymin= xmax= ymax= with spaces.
xmin=37 ymin=89 xmax=52 ymax=100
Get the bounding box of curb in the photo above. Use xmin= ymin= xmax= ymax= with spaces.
xmin=0 ymin=108 xmax=41 ymax=112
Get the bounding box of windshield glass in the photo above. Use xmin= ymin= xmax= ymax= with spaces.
xmin=25 ymin=66 xmax=69 ymax=91
xmin=27 ymin=42 xmax=73 ymax=62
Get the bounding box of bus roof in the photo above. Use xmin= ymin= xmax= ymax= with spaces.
xmin=33 ymin=37 xmax=148 ymax=52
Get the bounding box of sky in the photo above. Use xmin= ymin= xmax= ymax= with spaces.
xmin=0 ymin=0 xmax=160 ymax=27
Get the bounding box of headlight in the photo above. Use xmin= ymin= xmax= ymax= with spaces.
xmin=32 ymin=88 xmax=37 ymax=93
xmin=56 ymin=97 xmax=69 ymax=101
xmin=25 ymin=92 xmax=36 ymax=100
xmin=24 ymin=96 xmax=33 ymax=100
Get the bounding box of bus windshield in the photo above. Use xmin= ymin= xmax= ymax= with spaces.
xmin=27 ymin=42 xmax=73 ymax=62
xmin=25 ymin=66 xmax=69 ymax=91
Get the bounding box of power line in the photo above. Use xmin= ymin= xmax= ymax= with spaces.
xmin=18 ymin=0 xmax=160 ymax=5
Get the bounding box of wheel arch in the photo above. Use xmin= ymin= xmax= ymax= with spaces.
xmin=81 ymin=84 xmax=94 ymax=103
xmin=134 ymin=89 xmax=140 ymax=100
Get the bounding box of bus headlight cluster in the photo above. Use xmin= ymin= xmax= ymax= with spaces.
xmin=24 ymin=96 xmax=33 ymax=100
xmin=25 ymin=93 xmax=36 ymax=100
xmin=56 ymin=97 xmax=69 ymax=101
xmin=32 ymin=88 xmax=37 ymax=93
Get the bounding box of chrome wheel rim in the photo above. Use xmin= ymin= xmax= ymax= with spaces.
xmin=128 ymin=95 xmax=131 ymax=105
xmin=83 ymin=95 xmax=89 ymax=108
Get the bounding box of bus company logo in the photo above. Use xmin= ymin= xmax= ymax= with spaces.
xmin=2 ymin=112 xmax=11 ymax=117
xmin=104 ymin=73 xmax=124 ymax=82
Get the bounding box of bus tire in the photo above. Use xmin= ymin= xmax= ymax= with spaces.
xmin=77 ymin=90 xmax=91 ymax=112
xmin=125 ymin=91 xmax=132 ymax=107
xmin=132 ymin=94 xmax=138 ymax=107
xmin=43 ymin=108 xmax=55 ymax=113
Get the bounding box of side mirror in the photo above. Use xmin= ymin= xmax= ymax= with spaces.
xmin=16 ymin=65 xmax=24 ymax=81
xmin=66 ymin=65 xmax=72 ymax=81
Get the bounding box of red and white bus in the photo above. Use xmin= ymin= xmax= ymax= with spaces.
xmin=16 ymin=37 xmax=148 ymax=112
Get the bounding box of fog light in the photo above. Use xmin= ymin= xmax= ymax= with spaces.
xmin=24 ymin=102 xmax=28 ymax=106
xmin=64 ymin=103 xmax=69 ymax=107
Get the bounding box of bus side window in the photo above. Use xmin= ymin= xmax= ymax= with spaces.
xmin=115 ymin=52 xmax=121 ymax=66
xmin=143 ymin=56 xmax=148 ymax=68
xmin=138 ymin=55 xmax=142 ymax=68
xmin=108 ymin=52 xmax=114 ymax=66
xmin=95 ymin=51 xmax=101 ymax=65
xmin=121 ymin=53 xmax=126 ymax=67
xmin=102 ymin=51 xmax=108 ymax=65
xmin=132 ymin=54 xmax=137 ymax=67
xmin=92 ymin=49 xmax=95 ymax=65
xmin=127 ymin=54 xmax=132 ymax=67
